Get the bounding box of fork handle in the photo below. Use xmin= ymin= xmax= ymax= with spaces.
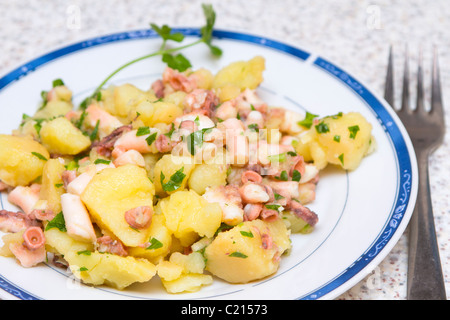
xmin=407 ymin=151 xmax=446 ymax=300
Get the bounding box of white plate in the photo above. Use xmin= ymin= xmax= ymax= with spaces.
xmin=0 ymin=29 xmax=417 ymax=300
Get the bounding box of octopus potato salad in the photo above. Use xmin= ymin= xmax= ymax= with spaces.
xmin=0 ymin=56 xmax=375 ymax=293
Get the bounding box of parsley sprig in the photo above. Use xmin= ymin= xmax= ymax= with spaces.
xmin=80 ymin=4 xmax=221 ymax=109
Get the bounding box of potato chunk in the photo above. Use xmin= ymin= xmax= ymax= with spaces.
xmin=212 ymin=56 xmax=265 ymax=91
xmin=310 ymin=112 xmax=373 ymax=170
xmin=81 ymin=164 xmax=155 ymax=247
xmin=0 ymin=134 xmax=49 ymax=186
xmin=160 ymin=190 xmax=222 ymax=246
xmin=65 ymin=250 xmax=156 ymax=290
xmin=40 ymin=117 xmax=91 ymax=155
xmin=39 ymin=159 xmax=66 ymax=214
xmin=188 ymin=163 xmax=227 ymax=195
xmin=205 ymin=219 xmax=291 ymax=283
xmin=134 ymin=100 xmax=183 ymax=127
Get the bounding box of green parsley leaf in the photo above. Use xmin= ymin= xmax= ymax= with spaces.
xmin=90 ymin=120 xmax=100 ymax=142
xmin=164 ymin=123 xmax=176 ymax=138
xmin=79 ymin=267 xmax=88 ymax=272
xmin=186 ymin=128 xmax=213 ymax=155
xmin=150 ymin=23 xmax=185 ymax=43
xmin=315 ymin=121 xmax=330 ymax=134
xmin=145 ymin=132 xmax=158 ymax=146
xmin=31 ymin=152 xmax=47 ymax=161
xmin=348 ymin=125 xmax=360 ymax=139
xmin=274 ymin=193 xmax=284 ymax=200
xmin=298 ymin=112 xmax=319 ymax=129
xmin=55 ymin=183 xmax=64 ymax=188
xmin=247 ymin=123 xmax=259 ymax=132
xmin=94 ymin=159 xmax=111 ymax=165
xmin=334 ymin=135 xmax=341 ymax=142
xmin=292 ymin=169 xmax=301 ymax=182
xmin=265 ymin=204 xmax=282 ymax=211
xmin=229 ymin=251 xmax=248 ymax=258
xmin=45 ymin=212 xmax=66 ymax=232
xmin=65 ymin=160 xmax=79 ymax=171
xmin=136 ymin=126 xmax=150 ymax=136
xmin=214 ymin=223 xmax=233 ymax=236
xmin=275 ymin=170 xmax=289 ymax=181
xmin=77 ymin=250 xmax=92 ymax=256
xmin=240 ymin=231 xmax=254 ymax=238
xmin=160 ymin=167 xmax=186 ymax=192
xmin=287 ymin=151 xmax=297 ymax=157
xmin=146 ymin=237 xmax=163 ymax=250
xmin=338 ymin=153 xmax=344 ymax=165
xmin=200 ymin=4 xmax=222 ymax=56
xmin=52 ymin=78 xmax=65 ymax=87
xmin=76 ymin=110 xmax=87 ymax=129
xmin=162 ymin=53 xmax=192 ymax=72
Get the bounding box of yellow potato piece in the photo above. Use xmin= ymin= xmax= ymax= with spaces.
xmin=40 ymin=117 xmax=91 ymax=155
xmin=39 ymin=159 xmax=66 ymax=214
xmin=81 ymin=164 xmax=155 ymax=247
xmin=65 ymin=250 xmax=157 ymax=290
xmin=188 ymin=163 xmax=227 ymax=195
xmin=313 ymin=112 xmax=373 ymax=170
xmin=212 ymin=56 xmax=265 ymax=91
xmin=161 ymin=273 xmax=213 ymax=294
xmin=160 ymin=189 xmax=222 ymax=246
xmin=0 ymin=134 xmax=49 ymax=186
xmin=205 ymin=219 xmax=291 ymax=283
xmin=135 ymin=100 xmax=183 ymax=127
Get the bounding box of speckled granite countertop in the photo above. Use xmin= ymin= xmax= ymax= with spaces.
xmin=0 ymin=0 xmax=448 ymax=300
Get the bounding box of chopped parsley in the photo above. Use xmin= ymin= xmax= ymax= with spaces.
xmin=315 ymin=121 xmax=330 ymax=134
xmin=275 ymin=170 xmax=289 ymax=181
xmin=146 ymin=237 xmax=163 ymax=250
xmin=247 ymin=123 xmax=259 ymax=132
xmin=229 ymin=251 xmax=248 ymax=259
xmin=136 ymin=126 xmax=151 ymax=136
xmin=145 ymin=132 xmax=158 ymax=146
xmin=348 ymin=125 xmax=360 ymax=139
xmin=292 ymin=169 xmax=301 ymax=182
xmin=160 ymin=167 xmax=186 ymax=192
xmin=265 ymin=204 xmax=282 ymax=211
xmin=338 ymin=153 xmax=344 ymax=165
xmin=90 ymin=120 xmax=100 ymax=141
xmin=94 ymin=158 xmax=111 ymax=165
xmin=240 ymin=231 xmax=254 ymax=238
xmin=334 ymin=135 xmax=341 ymax=142
xmin=45 ymin=212 xmax=66 ymax=232
xmin=186 ymin=127 xmax=213 ymax=155
xmin=298 ymin=112 xmax=319 ymax=129
xmin=274 ymin=193 xmax=284 ymax=200
xmin=31 ymin=152 xmax=47 ymax=161
xmin=77 ymin=250 xmax=92 ymax=256
xmin=52 ymin=78 xmax=65 ymax=87
xmin=267 ymin=153 xmax=286 ymax=163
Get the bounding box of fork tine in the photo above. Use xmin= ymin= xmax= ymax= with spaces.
xmin=431 ymin=46 xmax=444 ymax=117
xmin=415 ymin=46 xmax=425 ymax=113
xmin=400 ymin=45 xmax=410 ymax=112
xmin=384 ymin=45 xmax=395 ymax=108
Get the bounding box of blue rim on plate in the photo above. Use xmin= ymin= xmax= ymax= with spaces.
xmin=0 ymin=28 xmax=415 ymax=300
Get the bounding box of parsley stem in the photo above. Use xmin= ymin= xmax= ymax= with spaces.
xmin=91 ymin=39 xmax=204 ymax=97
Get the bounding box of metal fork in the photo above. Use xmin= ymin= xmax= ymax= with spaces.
xmin=384 ymin=46 xmax=446 ymax=300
